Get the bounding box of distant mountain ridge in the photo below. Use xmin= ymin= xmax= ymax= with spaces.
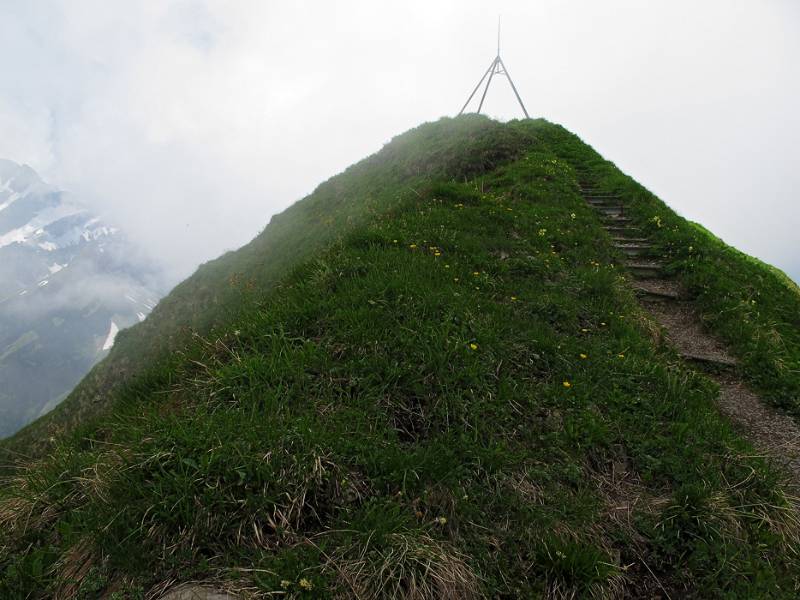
xmin=0 ymin=159 xmax=163 ymax=437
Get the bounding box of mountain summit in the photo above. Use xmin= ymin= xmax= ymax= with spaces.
xmin=0 ymin=160 xmax=163 ymax=437
xmin=2 ymin=117 xmax=800 ymax=598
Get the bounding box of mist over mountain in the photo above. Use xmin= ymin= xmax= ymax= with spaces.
xmin=0 ymin=159 xmax=164 ymax=437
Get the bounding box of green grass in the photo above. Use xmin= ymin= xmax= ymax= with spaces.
xmin=2 ymin=117 xmax=800 ymax=598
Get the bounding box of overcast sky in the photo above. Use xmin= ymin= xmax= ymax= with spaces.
xmin=0 ymin=1 xmax=797 ymax=284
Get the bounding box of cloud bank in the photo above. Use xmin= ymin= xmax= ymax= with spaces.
xmin=0 ymin=1 xmax=797 ymax=283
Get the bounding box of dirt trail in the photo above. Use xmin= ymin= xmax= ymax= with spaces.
xmin=579 ymin=184 xmax=800 ymax=487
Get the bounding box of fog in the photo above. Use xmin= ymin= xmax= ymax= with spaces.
xmin=0 ymin=1 xmax=797 ymax=284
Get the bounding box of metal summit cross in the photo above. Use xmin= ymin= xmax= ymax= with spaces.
xmin=458 ymin=17 xmax=529 ymax=118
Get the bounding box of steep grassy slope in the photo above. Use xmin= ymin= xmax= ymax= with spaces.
xmin=2 ymin=117 xmax=800 ymax=598
xmin=3 ymin=116 xmax=536 ymax=455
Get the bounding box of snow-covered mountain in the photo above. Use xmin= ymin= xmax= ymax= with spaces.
xmin=0 ymin=159 xmax=164 ymax=437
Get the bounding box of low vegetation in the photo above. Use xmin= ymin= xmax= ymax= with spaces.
xmin=2 ymin=116 xmax=799 ymax=598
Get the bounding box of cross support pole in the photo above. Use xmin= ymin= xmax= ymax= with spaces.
xmin=458 ymin=58 xmax=497 ymax=116
xmin=477 ymin=57 xmax=499 ymax=114
xmin=497 ymin=57 xmax=530 ymax=119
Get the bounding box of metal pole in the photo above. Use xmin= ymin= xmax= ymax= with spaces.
xmin=497 ymin=15 xmax=501 ymax=56
xmin=477 ymin=57 xmax=499 ymax=114
xmin=498 ymin=57 xmax=530 ymax=119
xmin=458 ymin=59 xmax=497 ymax=115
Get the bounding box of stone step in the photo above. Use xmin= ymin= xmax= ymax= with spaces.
xmin=635 ymin=289 xmax=679 ymax=302
xmin=633 ymin=278 xmax=683 ymax=301
xmin=587 ymin=198 xmax=621 ymax=206
xmin=605 ymin=226 xmax=642 ymax=235
xmin=614 ymin=243 xmax=651 ymax=257
xmin=680 ymin=351 xmax=738 ymax=369
xmin=612 ymin=236 xmax=649 ymax=243
xmin=633 ymin=285 xmax=679 ymax=301
xmin=596 ymin=206 xmax=625 ymax=216
xmin=604 ymin=215 xmax=632 ymax=223
xmin=626 ymin=261 xmax=663 ymax=278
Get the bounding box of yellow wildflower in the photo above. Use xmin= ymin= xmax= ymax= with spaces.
xmin=511 ymin=296 xmax=517 ymax=301
xmin=437 ymin=516 xmax=448 ymax=525
xmin=469 ymin=343 xmax=478 ymax=351
xmin=299 ymin=578 xmax=313 ymax=591
xmin=563 ymin=381 xmax=571 ymax=388
xmin=409 ymin=244 xmax=417 ymax=249
xmin=280 ymin=580 xmax=292 ymax=589
xmin=580 ymin=353 xmax=587 ymax=359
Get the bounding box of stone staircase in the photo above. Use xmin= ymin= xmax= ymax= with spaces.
xmin=578 ymin=182 xmax=737 ymax=370
xmin=575 ymin=177 xmax=800 ymax=485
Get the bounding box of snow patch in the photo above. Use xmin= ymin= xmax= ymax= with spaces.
xmin=48 ymin=263 xmax=65 ymax=274
xmin=137 ymin=312 xmax=146 ymax=322
xmin=102 ymin=321 xmax=119 ymax=351
xmin=38 ymin=280 xmax=48 ymax=287
xmin=0 ymin=223 xmax=37 ymax=248
xmin=0 ymin=191 xmax=20 ymax=213
xmin=38 ymin=241 xmax=57 ymax=251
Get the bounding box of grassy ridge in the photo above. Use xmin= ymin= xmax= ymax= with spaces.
xmin=4 ymin=116 xmax=537 ymax=456
xmin=2 ymin=118 xmax=800 ymax=598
